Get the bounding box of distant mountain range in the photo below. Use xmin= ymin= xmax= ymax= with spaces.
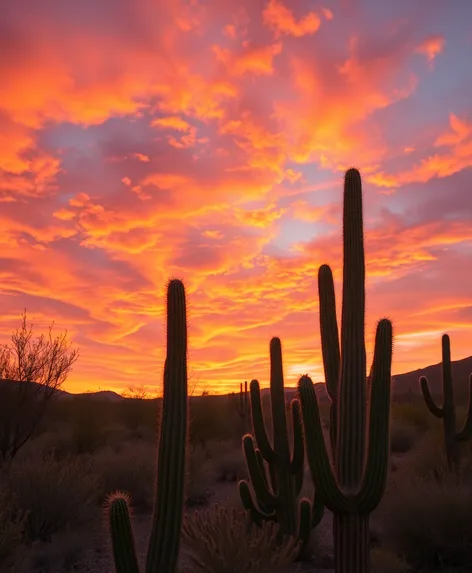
xmin=2 ymin=354 xmax=471 ymax=402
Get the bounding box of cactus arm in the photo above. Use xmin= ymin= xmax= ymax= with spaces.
xmin=290 ymin=399 xmax=304 ymax=474
xmin=318 ymin=264 xmax=340 ymax=402
xmin=254 ymin=449 xmax=278 ymax=514
xmin=296 ymin=499 xmax=313 ymax=556
xmin=108 ymin=496 xmax=140 ymax=573
xmin=298 ymin=375 xmax=350 ymax=513
xmin=420 ymin=376 xmax=444 ymax=418
xmin=270 ymin=337 xmax=291 ymax=461
xmin=456 ymin=373 xmax=472 ymax=442
xmin=146 ymin=279 xmax=188 ymax=573
xmin=239 ymin=480 xmax=277 ymax=525
xmin=354 ymin=319 xmax=393 ymax=514
xmin=243 ymin=434 xmax=278 ymax=508
xmin=318 ymin=264 xmax=340 ymax=454
xmin=255 ymin=448 xmax=269 ymax=488
xmin=249 ymin=379 xmax=277 ymax=463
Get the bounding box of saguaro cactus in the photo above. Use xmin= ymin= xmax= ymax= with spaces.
xmin=298 ymin=168 xmax=393 ymax=573
xmin=234 ymin=380 xmax=250 ymax=432
xmin=420 ymin=333 xmax=472 ymax=473
xmin=106 ymin=278 xmax=188 ymax=573
xmin=239 ymin=337 xmax=324 ymax=556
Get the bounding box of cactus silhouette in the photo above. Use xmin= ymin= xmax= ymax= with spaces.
xmin=318 ymin=263 xmax=340 ymax=453
xmin=420 ymin=333 xmax=472 ymax=473
xmin=239 ymin=337 xmax=324 ymax=556
xmin=234 ymin=380 xmax=250 ymax=432
xmin=106 ymin=278 xmax=188 ymax=573
xmin=298 ymin=168 xmax=393 ymax=573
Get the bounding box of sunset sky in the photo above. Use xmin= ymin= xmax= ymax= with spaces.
xmin=1 ymin=0 xmax=471 ymax=395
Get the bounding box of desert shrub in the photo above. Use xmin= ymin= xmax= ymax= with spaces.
xmin=0 ymin=477 xmax=26 ymax=565
xmin=370 ymin=548 xmax=408 ymax=573
xmin=117 ymin=398 xmax=159 ymax=432
xmin=393 ymin=424 xmax=449 ymax=481
xmin=392 ymin=401 xmax=433 ymax=434
xmin=181 ymin=505 xmax=299 ymax=573
xmin=207 ymin=440 xmax=248 ymax=482
xmin=14 ymin=528 xmax=96 ymax=572
xmin=189 ymin=396 xmax=240 ymax=446
xmin=93 ymin=441 xmax=155 ymax=511
xmin=382 ymin=472 xmax=472 ymax=569
xmin=186 ymin=443 xmax=215 ymax=507
xmin=389 ymin=419 xmax=418 ymax=453
xmin=7 ymin=454 xmax=99 ymax=542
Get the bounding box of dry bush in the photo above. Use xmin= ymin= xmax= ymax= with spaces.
xmin=0 ymin=477 xmax=26 ymax=566
xmin=381 ymin=472 xmax=472 ymax=570
xmin=117 ymin=397 xmax=159 ymax=433
xmin=7 ymin=454 xmax=99 ymax=542
xmin=189 ymin=396 xmax=241 ymax=447
xmin=370 ymin=548 xmax=408 ymax=573
xmin=93 ymin=441 xmax=155 ymax=511
xmin=392 ymin=424 xmax=449 ymax=481
xmin=389 ymin=418 xmax=418 ymax=454
xmin=12 ymin=527 xmax=97 ymax=573
xmin=207 ymin=440 xmax=248 ymax=482
xmin=391 ymin=401 xmax=432 ymax=434
xmin=181 ymin=505 xmax=299 ymax=573
xmin=186 ymin=443 xmax=215 ymax=507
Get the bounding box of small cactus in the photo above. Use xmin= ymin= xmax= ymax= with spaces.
xmin=420 ymin=333 xmax=472 ymax=473
xmin=105 ymin=278 xmax=188 ymax=573
xmin=298 ymin=168 xmax=393 ymax=573
xmin=239 ymin=337 xmax=323 ymax=556
xmin=234 ymin=380 xmax=250 ymax=433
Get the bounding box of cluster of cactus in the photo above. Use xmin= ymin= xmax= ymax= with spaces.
xmin=100 ymin=167 xmax=471 ymax=573
xmin=420 ymin=333 xmax=472 ymax=473
xmin=297 ymin=168 xmax=393 ymax=573
xmin=239 ymin=337 xmax=324 ymax=555
xmin=106 ymin=278 xmax=188 ymax=573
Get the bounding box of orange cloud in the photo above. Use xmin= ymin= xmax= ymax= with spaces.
xmin=213 ymin=42 xmax=283 ymax=76
xmin=415 ymin=35 xmax=445 ymax=64
xmin=263 ymin=0 xmax=323 ymax=37
xmin=371 ymin=113 xmax=472 ymax=186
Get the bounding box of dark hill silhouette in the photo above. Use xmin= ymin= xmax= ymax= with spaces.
xmin=1 ymin=354 xmax=471 ymax=402
xmin=259 ymin=354 xmax=472 ymax=401
xmin=390 ymin=354 xmax=472 ymax=398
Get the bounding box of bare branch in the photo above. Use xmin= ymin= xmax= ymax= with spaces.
xmin=0 ymin=311 xmax=79 ymax=465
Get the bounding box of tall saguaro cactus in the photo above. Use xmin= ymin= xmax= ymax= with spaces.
xmin=298 ymin=168 xmax=393 ymax=573
xmin=106 ymin=278 xmax=188 ymax=573
xmin=420 ymin=333 xmax=472 ymax=473
xmin=239 ymin=337 xmax=324 ymax=556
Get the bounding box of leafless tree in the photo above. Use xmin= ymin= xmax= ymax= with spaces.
xmin=121 ymin=384 xmax=155 ymax=400
xmin=0 ymin=311 xmax=79 ymax=465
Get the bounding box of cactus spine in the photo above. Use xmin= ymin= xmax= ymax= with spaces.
xmin=106 ymin=278 xmax=188 ymax=573
xmin=420 ymin=333 xmax=472 ymax=473
xmin=298 ymin=168 xmax=393 ymax=573
xmin=239 ymin=337 xmax=324 ymax=556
